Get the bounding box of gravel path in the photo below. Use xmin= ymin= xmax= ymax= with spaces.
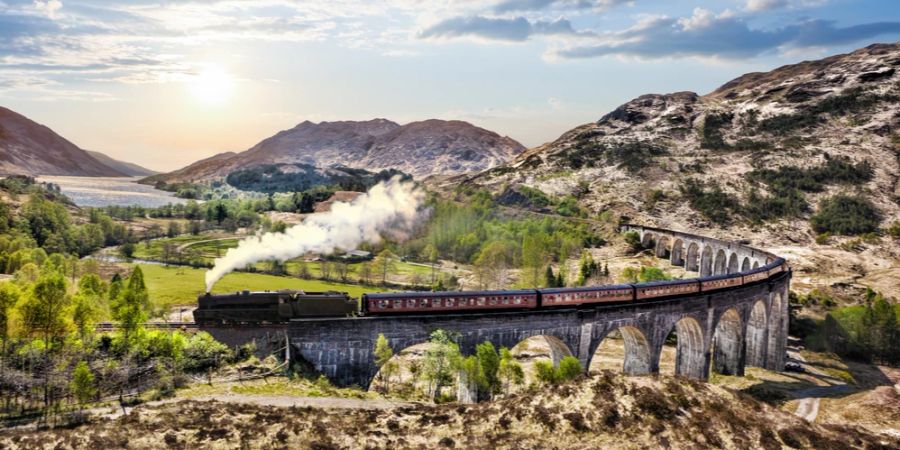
xmin=789 ymin=350 xmax=853 ymax=422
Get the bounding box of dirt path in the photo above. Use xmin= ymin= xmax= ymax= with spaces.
xmin=177 ymin=236 xmax=236 ymax=252
xmin=789 ymin=350 xmax=853 ymax=422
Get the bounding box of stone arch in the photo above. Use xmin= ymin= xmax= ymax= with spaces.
xmin=713 ymin=249 xmax=728 ymax=275
xmin=511 ymin=335 xmax=574 ymax=368
xmin=589 ymin=326 xmax=653 ymax=375
xmin=727 ymin=252 xmax=739 ymax=274
xmin=686 ymin=242 xmax=701 ymax=272
xmin=368 ymin=340 xmax=432 ymax=393
xmin=700 ymin=245 xmax=714 ymax=276
xmin=741 ymin=257 xmax=751 ymax=272
xmin=752 ymin=261 xmax=760 ymax=269
xmin=641 ymin=232 xmax=656 ymax=249
xmin=659 ymin=316 xmax=707 ymax=380
xmin=671 ymin=239 xmax=685 ymax=266
xmin=745 ymin=299 xmax=768 ymax=368
xmin=712 ymin=309 xmax=743 ymax=376
xmin=767 ymin=291 xmax=787 ymax=371
xmin=655 ymin=236 xmax=671 ymax=259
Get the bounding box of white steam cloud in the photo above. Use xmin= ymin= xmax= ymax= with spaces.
xmin=204 ymin=177 xmax=424 ymax=292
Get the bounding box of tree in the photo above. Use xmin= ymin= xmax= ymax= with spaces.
xmin=374 ymin=334 xmax=395 ymax=392
xmin=373 ymin=250 xmax=398 ymax=286
xmin=20 ymin=272 xmax=70 ymax=346
xmin=335 ymin=261 xmax=351 ymax=282
xmin=422 ymin=329 xmax=461 ymax=401
xmin=112 ymin=266 xmax=149 ymax=344
xmin=0 ymin=282 xmax=21 ymax=345
xmin=70 ymin=361 xmax=96 ymax=406
xmin=521 ymin=233 xmax=551 ymax=287
xmin=296 ymin=262 xmax=312 ymax=279
xmin=424 ymin=243 xmax=439 ymax=288
xmin=534 ymin=360 xmax=556 ymax=385
xmin=71 ymin=293 xmax=101 ymax=344
xmin=358 ymin=262 xmax=373 ymax=285
xmin=166 ymin=221 xmax=181 ymax=238
xmin=476 ymin=341 xmax=500 ymax=398
xmin=544 ymin=266 xmax=557 ymax=288
xmin=497 ymin=347 xmax=524 ymax=394
xmin=119 ymin=242 xmax=136 ymax=259
xmin=474 ymin=240 xmax=515 ymax=289
xmin=319 ymin=261 xmax=333 ymax=281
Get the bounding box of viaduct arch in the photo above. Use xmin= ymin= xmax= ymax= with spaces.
xmin=204 ymin=225 xmax=790 ymax=389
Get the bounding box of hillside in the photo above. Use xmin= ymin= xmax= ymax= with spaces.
xmin=0 ymin=107 xmax=125 ymax=177
xmin=447 ymin=42 xmax=900 ymax=298
xmin=86 ymin=150 xmax=158 ymax=177
xmin=2 ymin=373 xmax=894 ymax=449
xmin=146 ymin=118 xmax=524 ymax=183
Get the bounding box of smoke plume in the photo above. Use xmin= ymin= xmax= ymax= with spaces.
xmin=204 ymin=177 xmax=424 ymax=292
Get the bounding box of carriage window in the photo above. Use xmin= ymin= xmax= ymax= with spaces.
xmin=394 ymin=300 xmax=402 ymax=308
xmin=407 ymin=299 xmax=416 ymax=308
xmin=503 ymin=297 xmax=510 ymax=305
xmin=489 ymin=297 xmax=498 ymax=305
xmin=477 ymin=297 xmax=486 ymax=306
xmin=514 ymin=296 xmax=522 ymax=304
xmin=420 ymin=299 xmax=428 ymax=307
xmin=378 ymin=300 xmax=387 ymax=309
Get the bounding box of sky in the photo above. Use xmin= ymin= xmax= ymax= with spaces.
xmin=1 ymin=0 xmax=899 ymax=172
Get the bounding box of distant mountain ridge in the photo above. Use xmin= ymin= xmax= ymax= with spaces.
xmin=86 ymin=150 xmax=158 ymax=177
xmin=0 ymin=107 xmax=126 ymax=177
xmin=146 ymin=118 xmax=525 ymax=183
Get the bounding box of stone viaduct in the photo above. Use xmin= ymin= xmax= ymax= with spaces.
xmin=204 ymin=225 xmax=791 ymax=389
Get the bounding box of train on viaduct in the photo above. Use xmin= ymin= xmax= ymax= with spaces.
xmin=199 ymin=225 xmax=791 ymax=389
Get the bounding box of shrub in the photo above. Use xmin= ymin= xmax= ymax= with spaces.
xmin=679 ymin=179 xmax=739 ymax=224
xmin=810 ymin=195 xmax=881 ymax=235
xmin=888 ymin=221 xmax=900 ymax=238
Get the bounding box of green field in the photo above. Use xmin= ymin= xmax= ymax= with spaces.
xmin=137 ymin=264 xmax=388 ymax=309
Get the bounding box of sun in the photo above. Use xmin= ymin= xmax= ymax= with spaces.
xmin=187 ymin=65 xmax=235 ymax=106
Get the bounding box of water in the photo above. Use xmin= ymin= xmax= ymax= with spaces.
xmin=36 ymin=176 xmax=188 ymax=208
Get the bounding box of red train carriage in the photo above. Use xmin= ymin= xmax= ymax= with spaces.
xmin=700 ymin=274 xmax=744 ymax=292
xmin=767 ymin=258 xmax=787 ymax=277
xmin=363 ymin=289 xmax=539 ymax=315
xmin=539 ymin=285 xmax=633 ymax=307
xmin=635 ymin=279 xmax=701 ymax=301
xmin=741 ymin=267 xmax=770 ymax=284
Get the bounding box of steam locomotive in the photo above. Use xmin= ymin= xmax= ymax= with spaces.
xmin=193 ymin=258 xmax=788 ymax=325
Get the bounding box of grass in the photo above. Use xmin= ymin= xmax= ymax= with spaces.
xmin=177 ymin=377 xmax=375 ymax=400
xmin=136 ymin=264 xmax=387 ymax=309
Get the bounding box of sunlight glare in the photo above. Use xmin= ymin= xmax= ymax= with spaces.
xmin=187 ymin=65 xmax=235 ymax=106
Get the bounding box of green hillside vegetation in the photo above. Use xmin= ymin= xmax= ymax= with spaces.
xmin=225 ymin=163 xmax=409 ymax=194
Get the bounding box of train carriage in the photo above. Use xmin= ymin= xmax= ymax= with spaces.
xmin=635 ymin=279 xmax=700 ymax=300
xmin=741 ymin=266 xmax=770 ymax=284
xmin=540 ymin=285 xmax=633 ymax=307
xmin=700 ymin=274 xmax=744 ymax=292
xmin=363 ymin=289 xmax=539 ymax=315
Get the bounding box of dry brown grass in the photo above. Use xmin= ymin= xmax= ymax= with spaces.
xmin=3 ymin=373 xmax=896 ymax=450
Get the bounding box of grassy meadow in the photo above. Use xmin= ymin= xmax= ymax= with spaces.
xmin=137 ymin=264 xmax=388 ymax=309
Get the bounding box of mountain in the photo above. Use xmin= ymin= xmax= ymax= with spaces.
xmin=86 ymin=150 xmax=158 ymax=177
xmin=0 ymin=107 xmax=126 ymax=177
xmin=147 ymin=118 xmax=524 ymax=183
xmin=445 ymin=42 xmax=900 ymax=297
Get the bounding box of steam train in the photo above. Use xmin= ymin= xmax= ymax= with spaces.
xmin=193 ymin=258 xmax=788 ymax=325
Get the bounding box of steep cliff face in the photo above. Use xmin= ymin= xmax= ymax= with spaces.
xmin=444 ymin=43 xmax=900 ymax=296
xmin=0 ymin=107 xmax=125 ymax=177
xmin=148 ymin=118 xmax=525 ymax=183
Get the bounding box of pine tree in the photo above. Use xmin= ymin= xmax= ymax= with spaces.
xmin=544 ymin=266 xmax=556 ymax=288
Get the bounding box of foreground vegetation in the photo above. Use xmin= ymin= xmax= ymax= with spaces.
xmin=2 ymin=371 xmax=895 ymax=449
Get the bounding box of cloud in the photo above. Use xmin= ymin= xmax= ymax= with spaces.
xmin=419 ymin=15 xmax=582 ymax=42
xmin=745 ymin=0 xmax=788 ymax=12
xmin=33 ymin=0 xmax=62 ymax=19
xmin=493 ymin=0 xmax=631 ymax=14
xmin=550 ymin=7 xmax=900 ymax=60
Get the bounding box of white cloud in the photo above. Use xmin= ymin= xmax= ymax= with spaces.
xmin=32 ymin=0 xmax=62 ymax=19
xmin=745 ymin=0 xmax=788 ymax=12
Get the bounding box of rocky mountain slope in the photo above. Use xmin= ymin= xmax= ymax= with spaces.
xmin=86 ymin=150 xmax=158 ymax=177
xmin=0 ymin=107 xmax=126 ymax=177
xmin=446 ymin=42 xmax=900 ymax=297
xmin=3 ymin=373 xmax=896 ymax=449
xmin=146 ymin=119 xmax=524 ymax=183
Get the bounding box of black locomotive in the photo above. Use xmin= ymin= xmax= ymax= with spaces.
xmin=194 ymin=290 xmax=357 ymax=325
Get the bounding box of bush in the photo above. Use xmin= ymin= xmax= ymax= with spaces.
xmin=810 ymin=195 xmax=881 ymax=235
xmin=888 ymin=221 xmax=900 ymax=238
xmin=679 ymin=179 xmax=739 ymax=224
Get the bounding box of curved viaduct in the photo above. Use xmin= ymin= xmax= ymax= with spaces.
xmin=205 ymin=225 xmax=791 ymax=388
